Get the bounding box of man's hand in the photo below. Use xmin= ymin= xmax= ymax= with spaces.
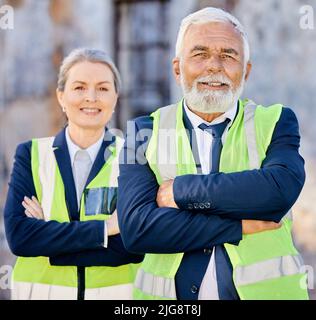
xmin=106 ymin=210 xmax=120 ymax=236
xmin=156 ymin=180 xmax=179 ymax=209
xmin=22 ymin=196 xmax=44 ymax=220
xmin=242 ymin=219 xmax=282 ymax=235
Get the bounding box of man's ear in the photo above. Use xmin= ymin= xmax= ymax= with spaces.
xmin=244 ymin=61 xmax=252 ymax=81
xmin=172 ymin=57 xmax=181 ymax=85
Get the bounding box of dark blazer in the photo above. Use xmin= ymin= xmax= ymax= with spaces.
xmin=117 ymin=102 xmax=305 ymax=300
xmin=4 ymin=127 xmax=143 ymax=267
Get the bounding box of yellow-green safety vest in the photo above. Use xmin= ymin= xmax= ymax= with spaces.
xmin=134 ymin=99 xmax=309 ymax=300
xmin=12 ymin=135 xmax=139 ymax=300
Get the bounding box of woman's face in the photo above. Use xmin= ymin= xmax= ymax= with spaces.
xmin=57 ymin=61 xmax=118 ymax=131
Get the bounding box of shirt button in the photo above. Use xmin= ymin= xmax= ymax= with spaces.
xmin=204 ymin=248 xmax=212 ymax=255
xmin=191 ymin=285 xmax=198 ymax=294
xmin=205 ymin=202 xmax=211 ymax=209
xmin=193 ymin=203 xmax=199 ymax=209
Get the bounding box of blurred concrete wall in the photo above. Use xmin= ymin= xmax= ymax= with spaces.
xmin=0 ymin=0 xmax=315 ymax=299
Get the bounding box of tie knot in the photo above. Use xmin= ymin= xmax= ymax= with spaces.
xmin=198 ymin=118 xmax=230 ymax=138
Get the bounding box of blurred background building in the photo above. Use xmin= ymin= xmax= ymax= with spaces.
xmin=0 ymin=0 xmax=315 ymax=299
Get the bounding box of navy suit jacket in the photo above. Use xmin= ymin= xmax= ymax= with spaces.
xmin=117 ymin=102 xmax=305 ymax=300
xmin=4 ymin=127 xmax=143 ymax=267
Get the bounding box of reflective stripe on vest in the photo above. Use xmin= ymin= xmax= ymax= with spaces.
xmin=135 ymin=269 xmax=177 ymax=299
xmin=12 ymin=135 xmax=139 ymax=300
xmin=135 ymin=99 xmax=308 ymax=300
xmin=235 ymin=254 xmax=304 ymax=287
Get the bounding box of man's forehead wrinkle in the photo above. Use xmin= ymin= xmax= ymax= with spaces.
xmin=184 ymin=22 xmax=244 ymax=46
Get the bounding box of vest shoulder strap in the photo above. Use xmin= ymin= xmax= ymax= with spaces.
xmin=31 ymin=137 xmax=56 ymax=221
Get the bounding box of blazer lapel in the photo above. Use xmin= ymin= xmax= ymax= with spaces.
xmin=53 ymin=128 xmax=79 ymax=221
xmin=182 ymin=102 xmax=203 ymax=174
xmin=85 ymin=129 xmax=116 ymax=188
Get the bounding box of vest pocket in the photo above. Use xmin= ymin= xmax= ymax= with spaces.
xmin=84 ymin=187 xmax=117 ymax=216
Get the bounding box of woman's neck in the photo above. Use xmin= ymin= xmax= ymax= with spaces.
xmin=68 ymin=124 xmax=104 ymax=149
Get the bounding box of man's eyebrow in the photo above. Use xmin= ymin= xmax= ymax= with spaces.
xmin=190 ymin=45 xmax=209 ymax=53
xmin=190 ymin=46 xmax=239 ymax=56
xmin=221 ymin=48 xmax=239 ymax=56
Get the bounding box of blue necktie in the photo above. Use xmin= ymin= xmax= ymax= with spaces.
xmin=198 ymin=118 xmax=230 ymax=172
xmin=199 ymin=118 xmax=239 ymax=299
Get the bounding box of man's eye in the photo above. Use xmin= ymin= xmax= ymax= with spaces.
xmin=74 ymin=86 xmax=84 ymax=90
xmin=193 ymin=52 xmax=206 ymax=57
xmin=221 ymin=54 xmax=234 ymax=59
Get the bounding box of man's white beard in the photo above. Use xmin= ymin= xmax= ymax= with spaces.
xmin=181 ymin=73 xmax=245 ymax=114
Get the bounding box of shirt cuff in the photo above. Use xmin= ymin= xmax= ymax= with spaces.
xmin=103 ymin=221 xmax=108 ymax=248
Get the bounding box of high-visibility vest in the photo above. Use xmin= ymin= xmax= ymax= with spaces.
xmin=134 ymin=99 xmax=309 ymax=300
xmin=12 ymin=135 xmax=139 ymax=300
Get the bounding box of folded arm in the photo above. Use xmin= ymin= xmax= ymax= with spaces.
xmin=5 ymin=142 xmax=109 ymax=257
xmin=173 ymin=107 xmax=305 ymax=222
xmin=117 ymin=117 xmax=243 ymax=254
xmin=49 ymin=235 xmax=143 ymax=267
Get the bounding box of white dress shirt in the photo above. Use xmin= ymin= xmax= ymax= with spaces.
xmin=183 ymin=101 xmax=238 ymax=300
xmin=65 ymin=127 xmax=108 ymax=247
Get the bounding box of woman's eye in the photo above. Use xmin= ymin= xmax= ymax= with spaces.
xmin=99 ymin=87 xmax=108 ymax=91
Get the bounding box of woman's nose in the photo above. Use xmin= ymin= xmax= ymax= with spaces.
xmin=85 ymin=89 xmax=97 ymax=102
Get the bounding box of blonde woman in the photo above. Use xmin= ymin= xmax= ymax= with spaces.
xmin=4 ymin=48 xmax=142 ymax=300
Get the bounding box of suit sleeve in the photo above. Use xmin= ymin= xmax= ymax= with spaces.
xmin=117 ymin=118 xmax=242 ymax=254
xmin=4 ymin=142 xmax=105 ymax=257
xmin=49 ymin=235 xmax=143 ymax=267
xmin=173 ymin=107 xmax=305 ymax=222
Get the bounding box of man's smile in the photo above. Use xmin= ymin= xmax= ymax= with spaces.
xmin=198 ymin=81 xmax=230 ymax=90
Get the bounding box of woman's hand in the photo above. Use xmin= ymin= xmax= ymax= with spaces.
xmin=106 ymin=210 xmax=120 ymax=236
xmin=22 ymin=196 xmax=44 ymax=220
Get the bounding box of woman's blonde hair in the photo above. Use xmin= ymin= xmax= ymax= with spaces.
xmin=57 ymin=48 xmax=121 ymax=93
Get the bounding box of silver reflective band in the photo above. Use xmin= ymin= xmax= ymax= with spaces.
xmin=156 ymin=104 xmax=178 ymax=180
xmin=235 ymin=254 xmax=305 ymax=286
xmin=134 ymin=268 xmax=177 ymax=299
xmin=243 ymin=100 xmax=260 ymax=170
xmin=37 ymin=137 xmax=57 ymax=221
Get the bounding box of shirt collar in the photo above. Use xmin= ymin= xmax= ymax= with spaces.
xmin=65 ymin=127 xmax=105 ymax=167
xmin=183 ymin=99 xmax=238 ymax=129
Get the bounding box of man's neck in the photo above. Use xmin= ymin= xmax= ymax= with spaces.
xmin=187 ymin=106 xmax=224 ymax=123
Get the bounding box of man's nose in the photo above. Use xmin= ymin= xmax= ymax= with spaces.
xmin=206 ymin=55 xmax=223 ymax=73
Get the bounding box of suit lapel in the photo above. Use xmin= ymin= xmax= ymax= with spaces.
xmin=52 ymin=127 xmax=116 ymax=220
xmin=182 ymin=100 xmax=240 ymax=174
xmin=53 ymin=128 xmax=79 ymax=220
xmin=182 ymin=102 xmax=203 ymax=174
xmin=85 ymin=129 xmax=116 ymax=188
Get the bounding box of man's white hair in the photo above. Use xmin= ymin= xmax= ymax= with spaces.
xmin=175 ymin=7 xmax=250 ymax=62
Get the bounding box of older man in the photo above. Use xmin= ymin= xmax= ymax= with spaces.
xmin=117 ymin=7 xmax=308 ymax=300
